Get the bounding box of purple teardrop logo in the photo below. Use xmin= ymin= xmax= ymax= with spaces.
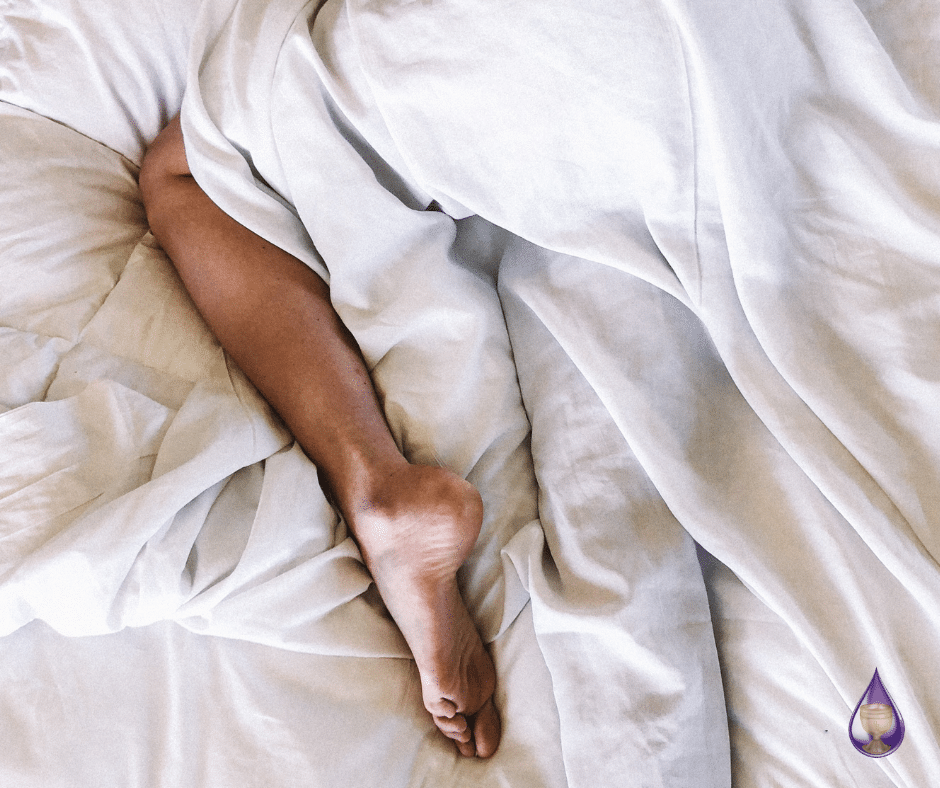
xmin=849 ymin=669 xmax=904 ymax=757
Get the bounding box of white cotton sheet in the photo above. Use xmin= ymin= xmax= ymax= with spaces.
xmin=498 ymin=241 xmax=919 ymax=787
xmin=180 ymin=0 xmax=731 ymax=785
xmin=0 ymin=98 xmax=569 ymax=787
xmin=477 ymin=1 xmax=940 ymax=782
xmin=498 ymin=261 xmax=731 ymax=786
xmin=0 ymin=0 xmax=197 ymax=163
xmin=5 ymin=0 xmax=940 ymax=785
xmin=182 ymin=0 xmax=940 ymax=782
xmin=0 ymin=607 xmax=568 ymax=788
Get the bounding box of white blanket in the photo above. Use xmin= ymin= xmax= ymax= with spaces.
xmin=0 ymin=99 xmax=565 ymax=787
xmin=4 ymin=0 xmax=940 ymax=783
xmin=180 ymin=0 xmax=940 ymax=783
xmin=181 ymin=0 xmax=737 ymax=784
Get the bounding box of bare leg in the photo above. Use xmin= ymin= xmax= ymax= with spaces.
xmin=140 ymin=116 xmax=499 ymax=758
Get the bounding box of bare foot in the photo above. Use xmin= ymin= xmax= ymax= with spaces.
xmin=346 ymin=464 xmax=500 ymax=758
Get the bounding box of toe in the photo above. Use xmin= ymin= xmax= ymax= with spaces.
xmin=456 ymin=738 xmax=476 ymax=758
xmin=426 ymin=696 xmax=458 ymax=719
xmin=470 ymin=698 xmax=500 ymax=759
xmin=447 ymin=729 xmax=472 ymax=744
xmin=434 ymin=713 xmax=468 ymax=736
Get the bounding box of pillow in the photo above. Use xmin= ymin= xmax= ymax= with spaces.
xmin=0 ymin=0 xmax=197 ymax=164
xmin=0 ymin=102 xmax=147 ymax=409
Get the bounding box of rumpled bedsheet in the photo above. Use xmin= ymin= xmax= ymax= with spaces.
xmin=185 ymin=0 xmax=940 ymax=784
xmin=0 ymin=103 xmax=413 ymax=658
xmin=340 ymin=0 xmax=940 ymax=784
xmin=179 ymin=0 xmax=731 ymax=785
xmin=1 ymin=3 xmax=726 ymax=787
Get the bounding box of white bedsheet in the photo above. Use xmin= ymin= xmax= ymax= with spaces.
xmin=3 ymin=0 xmax=940 ymax=784
xmin=0 ymin=0 xmax=197 ymax=164
xmin=0 ymin=95 xmax=571 ymax=787
xmin=180 ymin=0 xmax=940 ymax=783
xmin=362 ymin=1 xmax=940 ymax=782
xmin=181 ymin=0 xmax=730 ymax=784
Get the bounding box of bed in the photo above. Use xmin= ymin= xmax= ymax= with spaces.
xmin=1 ymin=0 xmax=937 ymax=785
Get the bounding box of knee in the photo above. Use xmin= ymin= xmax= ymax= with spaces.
xmin=140 ymin=115 xmax=191 ymax=209
xmin=139 ymin=114 xmax=197 ymax=239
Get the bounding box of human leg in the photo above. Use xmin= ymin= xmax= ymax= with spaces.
xmin=139 ymin=116 xmax=499 ymax=757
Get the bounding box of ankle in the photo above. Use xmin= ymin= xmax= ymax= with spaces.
xmin=341 ymin=463 xmax=484 ymax=570
xmin=322 ymin=449 xmax=409 ymax=525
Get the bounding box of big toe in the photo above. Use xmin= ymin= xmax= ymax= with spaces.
xmin=470 ymin=697 xmax=501 ymax=758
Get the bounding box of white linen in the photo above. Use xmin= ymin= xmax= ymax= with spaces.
xmin=483 ymin=1 xmax=940 ymax=783
xmin=0 ymin=606 xmax=568 ymax=788
xmin=0 ymin=92 xmax=567 ymax=788
xmin=499 ymin=246 xmax=906 ymax=785
xmin=180 ymin=0 xmax=730 ymax=785
xmin=180 ymin=0 xmax=940 ymax=783
xmin=5 ymin=0 xmax=940 ymax=784
xmin=0 ymin=0 xmax=197 ymax=163
xmin=498 ymin=261 xmax=730 ymax=786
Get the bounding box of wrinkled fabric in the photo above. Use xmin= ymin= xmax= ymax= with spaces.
xmin=181 ymin=0 xmax=940 ymax=784
xmin=180 ymin=0 xmax=730 ymax=786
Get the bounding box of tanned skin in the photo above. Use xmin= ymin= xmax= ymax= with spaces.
xmin=139 ymin=115 xmax=500 ymax=758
